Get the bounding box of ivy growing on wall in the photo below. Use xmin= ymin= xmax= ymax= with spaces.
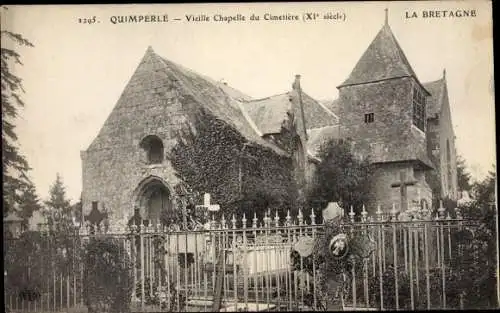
xmin=168 ymin=108 xmax=299 ymax=222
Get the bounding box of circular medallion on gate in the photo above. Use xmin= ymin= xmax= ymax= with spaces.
xmin=329 ymin=234 xmax=349 ymax=259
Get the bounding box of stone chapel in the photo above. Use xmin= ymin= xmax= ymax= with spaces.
xmin=81 ymin=12 xmax=458 ymax=223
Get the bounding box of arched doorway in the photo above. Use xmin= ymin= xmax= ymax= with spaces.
xmin=135 ymin=177 xmax=175 ymax=226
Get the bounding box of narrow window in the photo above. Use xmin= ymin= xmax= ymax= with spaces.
xmin=412 ymin=86 xmax=426 ymax=131
xmin=364 ymin=113 xmax=374 ymax=123
xmin=140 ymin=135 xmax=164 ymax=164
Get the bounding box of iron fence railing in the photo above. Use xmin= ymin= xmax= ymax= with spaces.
xmin=3 ymin=205 xmax=491 ymax=312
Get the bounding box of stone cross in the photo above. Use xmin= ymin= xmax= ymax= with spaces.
xmin=391 ymin=171 xmax=417 ymax=212
xmin=85 ymin=204 xmax=106 ymax=227
xmin=176 ymin=189 xmax=197 ymax=230
xmin=195 ymin=193 xmax=220 ymax=212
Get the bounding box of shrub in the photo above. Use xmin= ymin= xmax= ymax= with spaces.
xmin=82 ymin=237 xmax=133 ymax=313
xmin=4 ymin=230 xmax=81 ymax=308
xmin=135 ymin=277 xmax=187 ymax=312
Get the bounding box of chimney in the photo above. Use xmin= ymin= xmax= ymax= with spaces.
xmin=293 ymin=74 xmax=301 ymax=91
xmin=292 ymin=74 xmax=308 ymax=140
xmin=384 ymin=8 xmax=389 ymax=25
xmin=443 ymin=68 xmax=446 ymax=79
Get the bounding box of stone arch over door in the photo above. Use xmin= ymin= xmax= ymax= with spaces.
xmin=132 ymin=175 xmax=176 ymax=225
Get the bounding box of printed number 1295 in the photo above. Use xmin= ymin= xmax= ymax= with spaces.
xmin=78 ymin=16 xmax=98 ymax=24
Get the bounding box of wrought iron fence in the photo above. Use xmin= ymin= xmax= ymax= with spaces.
xmin=3 ymin=204 xmax=492 ymax=312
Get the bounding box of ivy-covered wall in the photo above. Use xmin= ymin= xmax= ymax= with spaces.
xmin=169 ymin=108 xmax=299 ymax=223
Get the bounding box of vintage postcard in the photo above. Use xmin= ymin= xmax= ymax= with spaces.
xmin=2 ymin=1 xmax=496 ymax=312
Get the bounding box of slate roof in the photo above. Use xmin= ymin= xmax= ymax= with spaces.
xmin=338 ymin=23 xmax=425 ymax=91
xmin=368 ymin=139 xmax=435 ymax=169
xmin=243 ymin=92 xmax=338 ymax=135
xmin=157 ymin=55 xmax=274 ymax=149
xmin=306 ymin=125 xmax=341 ymax=157
xmin=87 ymin=47 xmax=286 ymax=156
xmin=327 ymin=99 xmax=341 ymax=116
xmin=423 ymin=77 xmax=446 ymax=117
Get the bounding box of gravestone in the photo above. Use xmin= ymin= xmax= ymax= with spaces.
xmin=323 ymin=202 xmax=343 ymax=221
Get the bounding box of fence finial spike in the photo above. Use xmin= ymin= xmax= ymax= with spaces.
xmin=361 ymin=204 xmax=368 ymax=222
xmin=242 ymin=213 xmax=247 ymax=229
xmin=232 ymin=214 xmax=237 ymax=229
xmin=349 ymin=205 xmax=356 ymax=222
xmin=376 ymin=204 xmax=383 ymax=221
xmin=391 ymin=203 xmax=398 ymax=216
xmin=438 ymin=199 xmax=446 ymax=219
xmin=310 ymin=208 xmax=316 ymax=225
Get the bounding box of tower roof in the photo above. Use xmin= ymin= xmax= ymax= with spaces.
xmin=338 ymin=22 xmax=420 ymax=88
xmin=423 ymin=71 xmax=447 ymax=117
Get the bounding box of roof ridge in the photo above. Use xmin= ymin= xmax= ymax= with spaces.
xmin=384 ymin=24 xmax=416 ymax=78
xmin=313 ymin=96 xmax=339 ymax=121
xmin=246 ymin=92 xmax=290 ymax=103
xmin=338 ymin=21 xmax=422 ymax=88
xmin=156 ymin=53 xmax=252 ymax=101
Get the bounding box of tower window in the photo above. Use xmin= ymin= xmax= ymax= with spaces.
xmin=412 ymin=86 xmax=426 ymax=131
xmin=140 ymin=135 xmax=164 ymax=164
xmin=364 ymin=113 xmax=374 ymax=123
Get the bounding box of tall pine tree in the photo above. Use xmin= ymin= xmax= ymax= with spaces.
xmin=18 ymin=180 xmax=42 ymax=226
xmin=456 ymin=155 xmax=473 ymax=193
xmin=2 ymin=7 xmax=35 ymax=216
xmin=45 ymin=173 xmax=72 ymax=227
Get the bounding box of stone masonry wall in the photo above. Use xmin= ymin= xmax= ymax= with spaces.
xmin=81 ymin=50 xmax=190 ymax=221
xmin=337 ymin=77 xmax=428 ymax=163
xmin=337 ymin=77 xmax=433 ymax=213
xmin=367 ymin=163 xmax=433 ymax=214
xmin=437 ymin=88 xmax=458 ymax=200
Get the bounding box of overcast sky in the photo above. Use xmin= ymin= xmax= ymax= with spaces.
xmin=2 ymin=1 xmax=495 ymax=203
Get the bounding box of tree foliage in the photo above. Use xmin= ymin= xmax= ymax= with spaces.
xmin=83 ymin=238 xmax=133 ymax=313
xmin=2 ymin=13 xmax=35 ymax=216
xmin=472 ymin=166 xmax=496 ymax=209
xmin=18 ymin=180 xmax=42 ymax=226
xmin=456 ymin=155 xmax=473 ymax=192
xmin=168 ymin=109 xmax=298 ymax=222
xmin=307 ymin=138 xmax=374 ymax=217
xmin=44 ymin=173 xmax=73 ymax=229
xmin=452 ymin=166 xmax=497 ymax=308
